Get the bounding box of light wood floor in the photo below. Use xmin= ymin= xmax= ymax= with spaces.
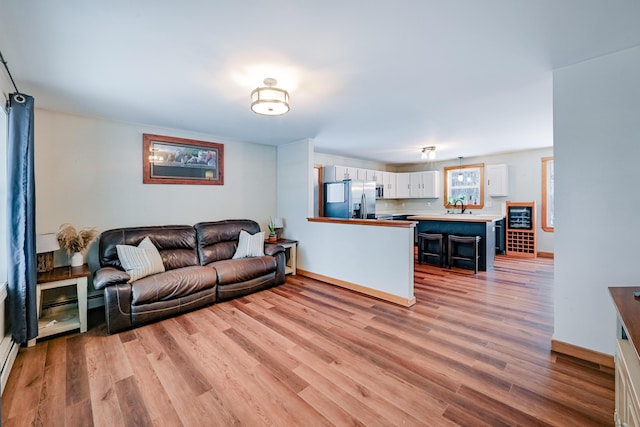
xmin=2 ymin=256 xmax=614 ymax=426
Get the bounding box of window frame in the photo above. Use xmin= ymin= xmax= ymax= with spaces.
xmin=541 ymin=156 xmax=554 ymax=232
xmin=444 ymin=163 xmax=485 ymax=209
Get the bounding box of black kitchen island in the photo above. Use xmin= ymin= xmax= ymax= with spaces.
xmin=407 ymin=214 xmax=505 ymax=271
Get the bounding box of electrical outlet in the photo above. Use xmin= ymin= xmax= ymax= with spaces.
xmin=427 ymin=202 xmax=431 ymax=207
xmin=486 ymin=200 xmax=492 ymax=208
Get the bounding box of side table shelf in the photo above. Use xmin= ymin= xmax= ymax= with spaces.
xmin=28 ymin=264 xmax=90 ymax=347
xmin=272 ymin=239 xmax=298 ymax=275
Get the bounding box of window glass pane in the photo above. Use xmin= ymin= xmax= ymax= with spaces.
xmin=444 ymin=163 xmax=484 ymax=208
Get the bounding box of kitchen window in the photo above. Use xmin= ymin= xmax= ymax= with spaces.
xmin=444 ymin=163 xmax=484 ymax=209
xmin=542 ymin=157 xmax=554 ymax=232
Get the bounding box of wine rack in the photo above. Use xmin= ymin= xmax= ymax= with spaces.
xmin=506 ymin=201 xmax=536 ymax=258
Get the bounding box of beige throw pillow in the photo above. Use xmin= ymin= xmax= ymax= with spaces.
xmin=232 ymin=230 xmax=265 ymax=259
xmin=116 ymin=236 xmax=165 ymax=283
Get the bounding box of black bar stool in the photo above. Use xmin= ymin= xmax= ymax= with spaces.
xmin=448 ymin=235 xmax=481 ymax=274
xmin=417 ymin=232 xmax=446 ymax=267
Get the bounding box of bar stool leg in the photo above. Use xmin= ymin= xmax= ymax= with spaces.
xmin=474 ymin=238 xmax=479 ymax=274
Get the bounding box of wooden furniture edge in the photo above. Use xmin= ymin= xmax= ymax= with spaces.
xmin=307 ymin=217 xmax=415 ymax=228
xmin=297 ymin=269 xmax=416 ymax=307
xmin=551 ymin=338 xmax=614 ymax=369
xmin=609 ymin=286 xmax=640 ymax=360
xmin=37 ymin=264 xmax=91 ymax=283
xmin=537 ymin=251 xmax=554 ymax=259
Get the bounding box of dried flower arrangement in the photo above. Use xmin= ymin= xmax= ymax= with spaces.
xmin=56 ymin=223 xmax=99 ymax=256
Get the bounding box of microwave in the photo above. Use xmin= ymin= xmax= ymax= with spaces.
xmin=375 ymin=184 xmax=384 ymax=199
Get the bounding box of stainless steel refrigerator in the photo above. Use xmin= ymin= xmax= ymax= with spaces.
xmin=323 ymin=180 xmax=376 ymax=219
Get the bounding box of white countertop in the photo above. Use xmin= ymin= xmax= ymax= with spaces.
xmin=407 ymin=213 xmax=505 ymax=223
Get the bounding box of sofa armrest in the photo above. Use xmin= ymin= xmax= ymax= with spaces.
xmin=104 ymin=283 xmax=133 ymax=334
xmin=94 ymin=267 xmax=130 ymax=290
xmin=264 ymin=243 xmax=285 ymax=257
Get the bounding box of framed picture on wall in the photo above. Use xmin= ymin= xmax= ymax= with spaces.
xmin=143 ymin=134 xmax=224 ymax=185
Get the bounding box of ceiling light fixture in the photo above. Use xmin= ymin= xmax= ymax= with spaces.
xmin=250 ymin=78 xmax=290 ymax=116
xmin=457 ymin=156 xmax=464 ymax=182
xmin=421 ymin=146 xmax=436 ymax=161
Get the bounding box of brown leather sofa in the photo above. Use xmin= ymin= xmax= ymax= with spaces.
xmin=93 ymin=220 xmax=286 ymax=333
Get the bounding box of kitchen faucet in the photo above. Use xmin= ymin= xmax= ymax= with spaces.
xmin=454 ymin=199 xmax=466 ymax=214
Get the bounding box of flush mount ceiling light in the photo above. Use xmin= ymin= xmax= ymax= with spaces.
xmin=421 ymin=146 xmax=436 ymax=160
xmin=250 ymin=78 xmax=290 ymax=116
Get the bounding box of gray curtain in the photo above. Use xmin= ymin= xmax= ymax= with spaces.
xmin=7 ymin=93 xmax=37 ymax=344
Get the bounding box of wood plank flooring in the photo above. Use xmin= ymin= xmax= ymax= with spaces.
xmin=2 ymin=256 xmax=614 ymax=426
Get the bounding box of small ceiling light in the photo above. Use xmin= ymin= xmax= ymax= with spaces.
xmin=250 ymin=78 xmax=290 ymax=116
xmin=457 ymin=156 xmax=464 ymax=182
xmin=420 ymin=146 xmax=436 ymax=161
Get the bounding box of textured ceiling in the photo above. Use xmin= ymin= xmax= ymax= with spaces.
xmin=1 ymin=1 xmax=640 ymax=163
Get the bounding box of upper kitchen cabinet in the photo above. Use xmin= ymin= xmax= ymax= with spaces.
xmin=365 ymin=169 xmax=381 ymax=184
xmin=381 ymin=171 xmax=396 ymax=198
xmin=486 ymin=164 xmax=508 ymax=197
xmin=324 ymin=165 xmax=351 ymax=182
xmin=396 ymin=173 xmax=411 ymax=198
xmin=421 ymin=171 xmax=440 ymax=198
xmin=324 ymin=166 xmax=379 ymax=183
xmin=357 ymin=168 xmax=371 ymax=181
xmin=409 ymin=171 xmax=440 ymax=198
xmin=409 ymin=173 xmax=423 ymax=198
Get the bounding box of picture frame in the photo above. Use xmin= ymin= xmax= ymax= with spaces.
xmin=143 ymin=134 xmax=224 ymax=185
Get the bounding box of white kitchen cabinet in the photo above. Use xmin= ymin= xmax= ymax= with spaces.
xmin=396 ymin=173 xmax=411 ymax=198
xmin=338 ymin=166 xmax=352 ymax=180
xmin=407 ymin=171 xmax=440 ymax=198
xmin=486 ymin=164 xmax=508 ymax=197
xmin=366 ymin=169 xmax=381 ymax=184
xmin=382 ymin=172 xmax=396 ymax=198
xmin=356 ymin=168 xmax=370 ymax=181
xmin=409 ymin=172 xmax=423 ymax=198
xmin=421 ymin=170 xmax=440 ymax=198
xmin=323 ymin=165 xmax=351 ymax=182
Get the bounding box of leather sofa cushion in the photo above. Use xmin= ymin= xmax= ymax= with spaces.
xmin=209 ymin=256 xmax=276 ymax=286
xmin=100 ymin=225 xmax=198 ymax=271
xmin=131 ymin=265 xmax=218 ymax=305
xmin=195 ymin=220 xmax=260 ymax=265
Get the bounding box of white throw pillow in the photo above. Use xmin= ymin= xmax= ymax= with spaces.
xmin=116 ymin=236 xmax=165 ymax=283
xmin=232 ymin=230 xmax=265 ymax=259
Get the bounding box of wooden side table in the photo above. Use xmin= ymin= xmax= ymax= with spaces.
xmin=273 ymin=238 xmax=298 ymax=275
xmin=27 ymin=264 xmax=90 ymax=347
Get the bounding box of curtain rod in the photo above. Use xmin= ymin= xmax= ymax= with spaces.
xmin=0 ymin=49 xmax=22 ymax=95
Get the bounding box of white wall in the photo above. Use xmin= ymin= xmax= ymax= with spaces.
xmin=313 ymin=152 xmax=388 ymax=171
xmin=554 ymin=45 xmax=640 ymax=355
xmin=277 ymin=139 xmax=315 ymax=240
xmin=280 ymin=140 xmax=415 ymax=302
xmin=34 ymin=109 xmax=278 ymax=297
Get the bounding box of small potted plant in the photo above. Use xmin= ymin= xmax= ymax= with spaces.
xmin=267 ymin=218 xmax=278 ymax=242
xmin=56 ymin=223 xmax=99 ymax=267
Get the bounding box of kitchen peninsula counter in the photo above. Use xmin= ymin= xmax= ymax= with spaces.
xmin=305 ymin=216 xmax=416 ymax=308
xmin=407 ymin=214 xmax=504 ymax=223
xmin=408 ymin=214 xmax=505 ymax=271
xmin=308 ymin=217 xmax=415 ymax=228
